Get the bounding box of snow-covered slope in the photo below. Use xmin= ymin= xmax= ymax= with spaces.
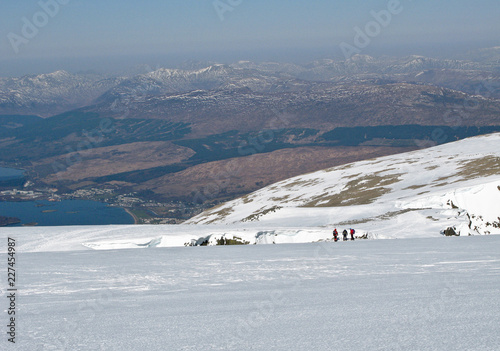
xmin=189 ymin=133 xmax=500 ymax=238
xmin=2 ymin=134 xmax=499 ymax=253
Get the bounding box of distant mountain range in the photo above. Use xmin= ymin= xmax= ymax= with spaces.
xmin=1 ymin=49 xmax=499 ymax=117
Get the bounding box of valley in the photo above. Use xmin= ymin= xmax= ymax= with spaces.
xmin=1 ymin=51 xmax=500 ymax=223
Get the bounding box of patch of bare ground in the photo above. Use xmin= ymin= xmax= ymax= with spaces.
xmin=37 ymin=141 xmax=195 ymax=182
xmin=269 ymin=195 xmax=290 ymax=202
xmin=430 ymin=156 xmax=500 ymax=187
xmin=240 ymin=194 xmax=255 ymax=204
xmin=417 ymin=191 xmax=431 ymax=195
xmin=457 ymin=155 xmax=500 ymax=179
xmin=328 ymin=163 xmax=354 ymax=172
xmin=282 ymin=179 xmax=320 ymax=189
xmin=193 ymin=205 xmax=234 ymax=224
xmin=242 ymin=206 xmax=282 ymax=222
xmin=342 ymin=173 xmax=362 ymax=179
xmin=139 ymin=146 xmax=414 ymax=201
xmin=373 ymin=168 xmax=396 ymax=175
xmin=431 ymin=173 xmax=460 ymax=187
xmin=404 ymin=184 xmax=427 ymax=190
xmin=303 ymin=173 xmax=403 ymax=207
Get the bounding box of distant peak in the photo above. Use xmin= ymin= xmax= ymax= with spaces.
xmin=348 ymin=54 xmax=375 ymax=62
xmin=47 ymin=70 xmax=70 ymax=77
xmin=24 ymin=70 xmax=71 ymax=80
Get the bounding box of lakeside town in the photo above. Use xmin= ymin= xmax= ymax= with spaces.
xmin=0 ymin=182 xmax=209 ymax=225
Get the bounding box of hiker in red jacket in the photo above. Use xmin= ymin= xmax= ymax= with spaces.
xmin=350 ymin=228 xmax=355 ymax=241
xmin=333 ymin=229 xmax=338 ymax=242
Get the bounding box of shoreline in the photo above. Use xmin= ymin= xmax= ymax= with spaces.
xmin=124 ymin=208 xmax=139 ymax=224
xmin=1 ymin=200 xmax=135 ymax=225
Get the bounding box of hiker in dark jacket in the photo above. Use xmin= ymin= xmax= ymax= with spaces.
xmin=342 ymin=229 xmax=348 ymax=241
xmin=333 ymin=229 xmax=338 ymax=242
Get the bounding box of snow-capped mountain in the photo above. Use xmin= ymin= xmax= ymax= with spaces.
xmin=95 ymin=63 xmax=309 ymax=105
xmin=188 ymin=133 xmax=500 ymax=238
xmin=94 ymin=54 xmax=500 ymax=116
xmin=0 ymin=70 xmax=123 ymax=116
xmin=230 ymin=54 xmax=485 ymax=82
xmin=2 ymin=51 xmax=497 ymax=117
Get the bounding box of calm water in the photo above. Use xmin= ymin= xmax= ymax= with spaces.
xmin=0 ymin=167 xmax=25 ymax=181
xmin=0 ymin=200 xmax=134 ymax=226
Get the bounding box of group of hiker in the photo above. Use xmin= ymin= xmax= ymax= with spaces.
xmin=332 ymin=228 xmax=355 ymax=242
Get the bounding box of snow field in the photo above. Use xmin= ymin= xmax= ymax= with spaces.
xmin=2 ymin=235 xmax=499 ymax=350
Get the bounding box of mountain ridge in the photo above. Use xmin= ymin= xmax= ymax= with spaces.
xmin=2 ymin=50 xmax=499 ymax=117
xmin=188 ymin=133 xmax=500 ymax=238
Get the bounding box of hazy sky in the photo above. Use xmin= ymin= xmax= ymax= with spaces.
xmin=0 ymin=0 xmax=498 ymax=75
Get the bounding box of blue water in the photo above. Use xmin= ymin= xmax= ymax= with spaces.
xmin=0 ymin=167 xmax=25 ymax=181
xmin=0 ymin=200 xmax=134 ymax=226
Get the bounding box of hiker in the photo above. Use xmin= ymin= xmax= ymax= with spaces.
xmin=333 ymin=229 xmax=338 ymax=242
xmin=342 ymin=229 xmax=348 ymax=241
xmin=350 ymin=228 xmax=355 ymax=241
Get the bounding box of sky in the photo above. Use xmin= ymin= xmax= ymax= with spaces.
xmin=0 ymin=0 xmax=499 ymax=76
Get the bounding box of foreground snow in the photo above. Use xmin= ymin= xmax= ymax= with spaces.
xmin=2 ymin=235 xmax=499 ymax=350
xmin=0 ymin=221 xmax=478 ymax=253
